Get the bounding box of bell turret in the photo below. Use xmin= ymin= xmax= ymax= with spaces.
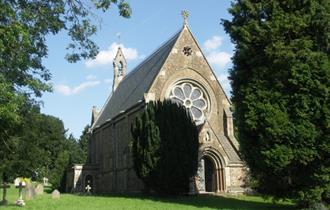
xmin=112 ymin=47 xmax=127 ymax=92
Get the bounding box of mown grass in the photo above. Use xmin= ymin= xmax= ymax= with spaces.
xmin=1 ymin=184 xmax=296 ymax=210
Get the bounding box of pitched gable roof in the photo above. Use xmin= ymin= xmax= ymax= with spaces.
xmin=92 ymin=30 xmax=181 ymax=129
xmin=114 ymin=47 xmax=126 ymax=63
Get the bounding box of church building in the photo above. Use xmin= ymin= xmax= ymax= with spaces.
xmin=66 ymin=13 xmax=246 ymax=194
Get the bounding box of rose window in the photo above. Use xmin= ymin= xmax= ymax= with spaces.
xmin=169 ymin=83 xmax=208 ymax=123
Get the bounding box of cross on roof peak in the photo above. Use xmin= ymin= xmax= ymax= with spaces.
xmin=181 ymin=10 xmax=189 ymax=25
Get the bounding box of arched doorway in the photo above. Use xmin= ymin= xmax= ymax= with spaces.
xmin=84 ymin=175 xmax=93 ymax=193
xmin=196 ymin=148 xmax=226 ymax=193
xmin=204 ymin=157 xmax=215 ymax=192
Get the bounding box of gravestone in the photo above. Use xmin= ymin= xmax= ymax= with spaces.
xmin=25 ymin=182 xmax=36 ymax=200
xmin=35 ymin=184 xmax=44 ymax=195
xmin=85 ymin=184 xmax=92 ymax=195
xmin=42 ymin=177 xmax=49 ymax=186
xmin=15 ymin=179 xmax=26 ymax=206
xmin=52 ymin=189 xmax=60 ymax=199
xmin=14 ymin=178 xmax=21 ymax=186
xmin=0 ymin=182 xmax=10 ymax=205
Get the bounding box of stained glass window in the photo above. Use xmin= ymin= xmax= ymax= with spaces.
xmin=170 ymin=82 xmax=208 ymax=123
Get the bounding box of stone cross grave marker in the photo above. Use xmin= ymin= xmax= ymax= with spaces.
xmin=0 ymin=182 xmax=10 ymax=205
xmin=85 ymin=184 xmax=92 ymax=194
xmin=14 ymin=179 xmax=26 ymax=206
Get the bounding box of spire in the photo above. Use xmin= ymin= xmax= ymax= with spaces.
xmin=181 ymin=10 xmax=189 ymax=26
xmin=112 ymin=46 xmax=127 ymax=92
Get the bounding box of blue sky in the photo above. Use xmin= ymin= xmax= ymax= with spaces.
xmin=41 ymin=0 xmax=235 ymax=138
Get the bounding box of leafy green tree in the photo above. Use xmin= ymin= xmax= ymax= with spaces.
xmin=66 ymin=125 xmax=90 ymax=166
xmin=6 ymin=106 xmax=70 ymax=188
xmin=0 ymin=75 xmax=25 ymax=174
xmin=60 ymin=126 xmax=90 ymax=191
xmin=223 ymin=0 xmax=330 ymax=207
xmin=0 ymin=104 xmax=86 ymax=189
xmin=0 ymin=0 xmax=131 ymax=181
xmin=78 ymin=124 xmax=91 ymax=163
xmin=66 ymin=134 xmax=84 ymax=165
xmin=131 ymin=100 xmax=199 ymax=195
xmin=0 ymin=0 xmax=131 ymax=103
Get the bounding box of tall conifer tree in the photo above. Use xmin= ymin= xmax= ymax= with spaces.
xmin=131 ymin=100 xmax=199 ymax=194
xmin=223 ymin=0 xmax=330 ymax=206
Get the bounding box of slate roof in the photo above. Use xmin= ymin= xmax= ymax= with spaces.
xmin=92 ymin=30 xmax=181 ymax=129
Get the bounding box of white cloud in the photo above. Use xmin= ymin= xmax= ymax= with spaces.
xmin=204 ymin=35 xmax=232 ymax=68
xmin=207 ymin=51 xmax=232 ymax=68
xmin=86 ymin=74 xmax=97 ymax=81
xmin=55 ymin=85 xmax=71 ymax=96
xmin=203 ymin=35 xmax=233 ymax=96
xmin=218 ymin=74 xmax=231 ymax=94
xmin=204 ymin=36 xmax=223 ymax=52
xmin=85 ymin=42 xmax=140 ymax=68
xmin=55 ymin=81 xmax=101 ymax=96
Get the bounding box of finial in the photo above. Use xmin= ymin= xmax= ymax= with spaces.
xmin=181 ymin=10 xmax=189 ymax=25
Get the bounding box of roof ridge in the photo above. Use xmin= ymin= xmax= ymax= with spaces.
xmin=91 ymin=92 xmax=113 ymax=129
xmin=112 ymin=30 xmax=181 ymax=113
xmin=118 ymin=29 xmax=181 ymax=84
xmin=92 ymin=28 xmax=182 ymax=130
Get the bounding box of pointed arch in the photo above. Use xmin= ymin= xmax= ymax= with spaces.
xmin=118 ymin=61 xmax=124 ymax=76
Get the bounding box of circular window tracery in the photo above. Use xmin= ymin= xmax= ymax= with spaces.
xmin=169 ymin=82 xmax=208 ymax=124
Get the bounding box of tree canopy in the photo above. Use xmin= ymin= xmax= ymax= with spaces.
xmin=131 ymin=100 xmax=199 ymax=195
xmin=223 ymin=0 xmax=329 ymax=207
xmin=1 ymin=104 xmax=90 ymax=189
xmin=66 ymin=124 xmax=90 ymax=165
xmin=3 ymin=105 xmax=67 ymax=187
xmin=0 ymin=0 xmax=131 ymax=180
xmin=1 ymin=0 xmax=131 ymax=98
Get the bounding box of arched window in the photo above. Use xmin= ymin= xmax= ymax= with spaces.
xmin=118 ymin=61 xmax=123 ymax=76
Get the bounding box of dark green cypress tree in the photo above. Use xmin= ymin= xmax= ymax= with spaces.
xmin=131 ymin=103 xmax=161 ymax=190
xmin=131 ymin=100 xmax=199 ymax=195
xmin=223 ymin=0 xmax=330 ymax=207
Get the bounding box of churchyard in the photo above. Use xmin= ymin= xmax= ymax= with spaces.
xmin=1 ymin=0 xmax=328 ymax=209
xmin=0 ymin=182 xmax=295 ymax=210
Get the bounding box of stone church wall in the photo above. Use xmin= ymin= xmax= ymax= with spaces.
xmin=77 ymin=26 xmax=247 ymax=195
xmin=227 ymin=166 xmax=247 ymax=193
xmin=88 ymin=105 xmax=144 ymax=193
xmin=146 ymin=27 xmax=246 ymax=193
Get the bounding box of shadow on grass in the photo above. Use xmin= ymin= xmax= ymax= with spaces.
xmin=77 ymin=193 xmax=297 ymax=210
xmin=3 ymin=203 xmax=20 ymax=208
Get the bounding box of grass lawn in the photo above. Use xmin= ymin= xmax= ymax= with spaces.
xmin=1 ymin=184 xmax=296 ymax=210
